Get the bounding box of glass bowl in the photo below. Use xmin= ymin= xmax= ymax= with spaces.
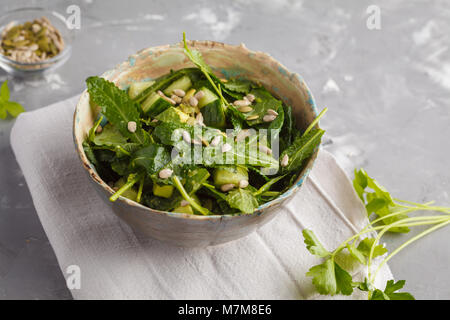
xmin=0 ymin=7 xmax=73 ymax=77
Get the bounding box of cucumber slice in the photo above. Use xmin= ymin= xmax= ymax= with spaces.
xmin=155 ymin=107 xmax=190 ymax=123
xmin=128 ymin=80 xmax=155 ymax=99
xmin=197 ymin=87 xmax=218 ymax=108
xmin=213 ymin=167 xmax=248 ymax=187
xmin=201 ymin=100 xmax=226 ymax=129
xmin=153 ymin=184 xmax=174 ymax=198
xmin=141 ymin=92 xmax=172 ymax=117
xmin=163 ymin=75 xmax=192 ymax=96
xmin=172 ymin=205 xmax=194 ymax=214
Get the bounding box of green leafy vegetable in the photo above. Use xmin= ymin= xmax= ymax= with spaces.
xmin=303 ymin=170 xmax=450 ymax=300
xmin=243 ymin=88 xmax=282 ymax=126
xmin=86 ymin=76 xmax=149 ymax=145
xmin=0 ymin=81 xmax=25 ymax=119
xmin=306 ymin=258 xmax=353 ymax=296
xmin=225 ymin=188 xmax=259 ymax=214
xmin=280 ymin=128 xmax=325 ymax=173
xmin=92 ymin=123 xmax=128 ymax=146
xmin=130 ymin=144 xmax=170 ymax=175
xmin=369 ymin=280 xmax=414 ymax=300
xmin=302 ymin=229 xmax=331 ymax=258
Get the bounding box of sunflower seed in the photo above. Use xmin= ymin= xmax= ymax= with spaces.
xmin=235 ymin=129 xmax=251 ymax=142
xmin=246 ymin=115 xmax=259 ymax=121
xmin=28 ymin=44 xmax=39 ymax=51
xmin=210 ymin=136 xmax=221 ymax=147
xmin=173 ymin=89 xmax=185 ymax=97
xmin=245 ymin=94 xmax=255 ymax=102
xmin=180 ymin=200 xmax=190 ymax=207
xmin=238 ymin=106 xmax=253 ymax=113
xmin=159 ymin=168 xmax=173 ymax=179
xmin=267 ymin=109 xmax=279 ymax=116
xmin=239 ymin=180 xmax=249 ymax=188
xmin=259 ymin=144 xmax=272 ymax=155
xmin=195 ymin=112 xmax=204 ymax=125
xmin=220 ymin=183 xmax=235 ymax=192
xmin=22 ymin=50 xmax=32 ymax=58
xmin=171 ymin=94 xmax=182 ymax=104
xmin=127 ymin=121 xmax=137 ymax=133
xmin=221 ymin=143 xmax=232 ymax=153
xmin=194 ymin=90 xmax=204 ymax=100
xmin=182 ymin=130 xmax=191 ymax=144
xmin=189 ymin=96 xmax=198 ymax=107
xmin=281 ymin=154 xmax=289 ymax=167
xmin=32 ymin=24 xmax=41 ymax=33
xmin=234 ymin=99 xmax=251 ymax=107
xmin=158 ymin=90 xmax=176 ymax=104
xmin=263 ymin=114 xmax=277 ymax=122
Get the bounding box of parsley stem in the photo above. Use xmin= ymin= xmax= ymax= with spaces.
xmin=136 ymin=176 xmax=144 ymax=203
xmin=172 ymin=175 xmax=211 ymax=216
xmin=331 ymin=215 xmax=449 ymax=261
xmin=394 ymin=198 xmax=435 ymax=206
xmin=303 ymin=107 xmax=328 ymax=137
xmin=116 ymin=145 xmax=131 ymax=157
xmin=371 ymin=218 xmax=450 ymax=283
xmin=331 ymin=207 xmax=416 ymax=259
xmin=367 ymin=216 xmax=450 ymax=282
xmin=394 ymin=200 xmax=450 ymax=214
xmin=253 ymin=175 xmax=285 ymax=196
xmin=109 ymin=173 xmax=143 ymax=202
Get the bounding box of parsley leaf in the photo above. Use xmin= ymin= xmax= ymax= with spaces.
xmin=356 ymin=238 xmax=388 ymax=258
xmin=353 ymin=169 xmax=410 ymax=233
xmin=0 ymin=81 xmax=25 ymax=119
xmin=370 ymin=280 xmax=415 ymax=300
xmin=302 ymin=229 xmax=331 ymax=258
xmin=306 ymin=258 xmax=353 ymax=296
xmin=183 ymin=32 xmax=226 ymax=105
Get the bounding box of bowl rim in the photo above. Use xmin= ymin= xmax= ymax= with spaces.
xmin=73 ymin=40 xmax=321 ymax=220
xmin=0 ymin=7 xmax=72 ymax=67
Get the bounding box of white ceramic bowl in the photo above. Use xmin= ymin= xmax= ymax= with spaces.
xmin=73 ymin=41 xmax=321 ymax=247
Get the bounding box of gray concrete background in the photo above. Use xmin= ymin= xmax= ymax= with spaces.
xmin=0 ymin=0 xmax=449 ymax=299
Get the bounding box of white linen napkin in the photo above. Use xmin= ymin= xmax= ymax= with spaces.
xmin=10 ymin=96 xmax=392 ymax=300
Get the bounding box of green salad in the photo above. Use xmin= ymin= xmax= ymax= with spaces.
xmin=83 ymin=33 xmax=326 ymax=215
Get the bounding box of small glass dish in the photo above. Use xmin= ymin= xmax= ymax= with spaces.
xmin=0 ymin=7 xmax=73 ymax=77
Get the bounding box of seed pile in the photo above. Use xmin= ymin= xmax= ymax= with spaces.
xmin=0 ymin=17 xmax=64 ymax=63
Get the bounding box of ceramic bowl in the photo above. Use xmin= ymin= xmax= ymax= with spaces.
xmin=73 ymin=40 xmax=320 ymax=247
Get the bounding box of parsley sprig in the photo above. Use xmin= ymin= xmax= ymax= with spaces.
xmin=303 ymin=169 xmax=450 ymax=300
xmin=0 ymin=81 xmax=25 ymax=119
